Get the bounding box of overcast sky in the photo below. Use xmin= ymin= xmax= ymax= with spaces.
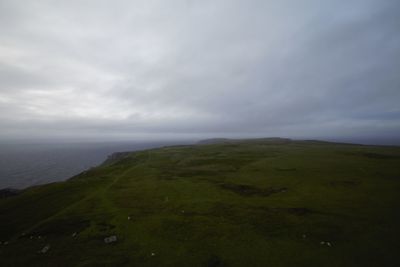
xmin=0 ymin=0 xmax=399 ymax=143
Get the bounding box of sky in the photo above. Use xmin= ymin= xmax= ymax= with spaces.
xmin=0 ymin=0 xmax=399 ymax=144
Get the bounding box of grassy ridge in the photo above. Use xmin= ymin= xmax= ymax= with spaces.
xmin=0 ymin=140 xmax=400 ymax=266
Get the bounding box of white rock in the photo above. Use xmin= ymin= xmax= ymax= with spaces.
xmin=104 ymin=235 xmax=117 ymax=244
xmin=151 ymin=252 xmax=156 ymax=256
xmin=72 ymin=232 xmax=77 ymax=237
xmin=320 ymin=241 xmax=325 ymax=245
xmin=40 ymin=244 xmax=50 ymax=254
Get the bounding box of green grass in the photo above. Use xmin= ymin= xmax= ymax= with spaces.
xmin=1 ymin=139 xmax=400 ymax=266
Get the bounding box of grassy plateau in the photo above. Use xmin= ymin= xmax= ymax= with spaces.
xmin=0 ymin=138 xmax=399 ymax=266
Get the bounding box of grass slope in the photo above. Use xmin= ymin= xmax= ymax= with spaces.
xmin=1 ymin=140 xmax=400 ymax=267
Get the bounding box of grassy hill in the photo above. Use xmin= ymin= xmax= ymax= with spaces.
xmin=1 ymin=139 xmax=400 ymax=267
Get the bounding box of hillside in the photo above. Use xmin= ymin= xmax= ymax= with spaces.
xmin=1 ymin=139 xmax=400 ymax=266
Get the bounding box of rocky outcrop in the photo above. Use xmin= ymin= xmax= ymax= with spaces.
xmin=101 ymin=152 xmax=132 ymax=166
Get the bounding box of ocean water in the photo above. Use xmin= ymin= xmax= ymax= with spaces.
xmin=0 ymin=141 xmax=188 ymax=189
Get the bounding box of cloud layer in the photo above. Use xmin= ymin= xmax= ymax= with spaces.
xmin=1 ymin=0 xmax=399 ymax=142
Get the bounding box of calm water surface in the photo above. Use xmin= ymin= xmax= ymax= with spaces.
xmin=0 ymin=141 xmax=188 ymax=189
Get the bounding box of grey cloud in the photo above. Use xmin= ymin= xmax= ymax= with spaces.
xmin=0 ymin=0 xmax=399 ymax=143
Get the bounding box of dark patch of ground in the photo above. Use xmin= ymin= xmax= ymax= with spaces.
xmin=204 ymin=254 xmax=225 ymax=267
xmin=30 ymin=217 xmax=91 ymax=237
xmin=218 ymin=183 xmax=287 ymax=197
xmin=330 ymin=180 xmax=360 ymax=187
xmin=363 ymin=153 xmax=400 ymax=159
xmin=277 ymin=207 xmax=314 ymax=216
xmin=97 ymin=222 xmax=116 ymax=232
xmin=275 ymin=167 xmax=297 ymax=171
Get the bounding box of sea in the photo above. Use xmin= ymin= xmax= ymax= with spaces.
xmin=0 ymin=141 xmax=191 ymax=189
